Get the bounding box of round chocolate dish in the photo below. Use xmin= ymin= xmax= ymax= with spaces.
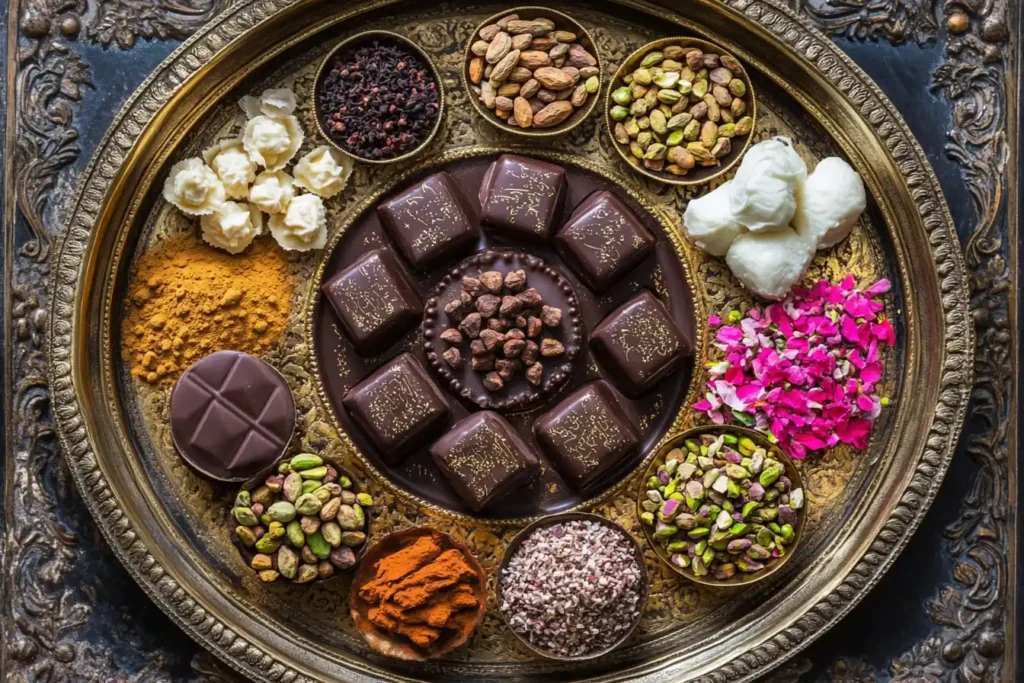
xmin=311 ymin=151 xmax=697 ymax=519
xmin=422 ymin=250 xmax=583 ymax=411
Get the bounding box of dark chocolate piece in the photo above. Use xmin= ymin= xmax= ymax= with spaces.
xmin=377 ymin=171 xmax=479 ymax=270
xmin=342 ymin=353 xmax=451 ymax=465
xmin=554 ymin=190 xmax=657 ymax=292
xmin=534 ymin=381 xmax=641 ymax=489
xmin=170 ymin=351 xmax=295 ymax=482
xmin=478 ymin=154 xmax=567 ymax=243
xmin=321 ymin=248 xmax=422 ymax=356
xmin=430 ymin=411 xmax=539 ymax=512
xmin=590 ymin=290 xmax=692 ymax=397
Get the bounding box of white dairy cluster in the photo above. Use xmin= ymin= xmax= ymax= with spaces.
xmin=682 ymin=136 xmax=866 ymax=299
xmin=162 ymin=87 xmax=354 ymax=254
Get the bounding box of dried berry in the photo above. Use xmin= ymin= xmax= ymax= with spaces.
xmin=318 ymin=39 xmax=441 ymax=160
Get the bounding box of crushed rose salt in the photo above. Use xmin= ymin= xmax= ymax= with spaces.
xmin=693 ymin=275 xmax=895 ymax=459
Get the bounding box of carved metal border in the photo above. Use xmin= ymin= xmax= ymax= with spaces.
xmin=1 ymin=0 xmax=1015 ymax=680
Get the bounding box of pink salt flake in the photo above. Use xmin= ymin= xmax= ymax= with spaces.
xmin=694 ymin=277 xmax=895 ymax=458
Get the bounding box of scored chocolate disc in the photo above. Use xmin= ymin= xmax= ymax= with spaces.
xmin=170 ymin=351 xmax=296 ymax=482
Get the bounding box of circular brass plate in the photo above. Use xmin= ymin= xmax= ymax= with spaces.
xmin=48 ymin=1 xmax=972 ymax=682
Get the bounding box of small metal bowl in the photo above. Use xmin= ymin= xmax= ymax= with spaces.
xmin=463 ymin=7 xmax=602 ymax=138
xmin=636 ymin=425 xmax=806 ymax=587
xmin=605 ymin=37 xmax=758 ymax=186
xmin=231 ymin=460 xmax=370 ymax=586
xmin=313 ymin=30 xmax=445 ymax=165
xmin=497 ymin=512 xmax=649 ymax=660
xmin=349 ymin=527 xmax=487 ymax=661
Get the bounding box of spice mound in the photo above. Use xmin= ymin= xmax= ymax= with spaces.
xmin=318 ymin=38 xmax=441 ymax=161
xmin=231 ymin=454 xmax=371 ymax=584
xmin=640 ymin=431 xmax=804 ymax=581
xmin=500 ymin=518 xmax=646 ymax=658
xmin=122 ymin=235 xmax=292 ymax=385
xmin=352 ymin=530 xmax=484 ymax=658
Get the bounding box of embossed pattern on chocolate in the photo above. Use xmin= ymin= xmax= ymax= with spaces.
xmin=478 ymin=154 xmax=567 ymax=242
xmin=170 ymin=351 xmax=295 ymax=482
xmin=429 ymin=411 xmax=539 ymax=512
xmin=591 ymin=290 xmax=693 ymax=397
xmin=321 ymin=248 xmax=422 ymax=355
xmin=377 ymin=171 xmax=479 ymax=270
xmin=554 ymin=190 xmax=657 ymax=292
xmin=534 ymin=380 xmax=640 ymax=490
xmin=342 ymin=352 xmax=451 ymax=464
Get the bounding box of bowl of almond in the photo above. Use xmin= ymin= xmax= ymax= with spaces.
xmin=464 ymin=7 xmax=601 ymax=137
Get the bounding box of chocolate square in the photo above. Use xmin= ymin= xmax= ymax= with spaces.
xmin=321 ymin=248 xmax=422 ymax=356
xmin=554 ymin=190 xmax=657 ymax=293
xmin=590 ymin=290 xmax=691 ymax=397
xmin=378 ymin=171 xmax=479 ymax=270
xmin=343 ymin=353 xmax=451 ymax=464
xmin=430 ymin=411 xmax=539 ymax=512
xmin=534 ymin=380 xmax=641 ymax=490
xmin=478 ymin=154 xmax=567 ymax=243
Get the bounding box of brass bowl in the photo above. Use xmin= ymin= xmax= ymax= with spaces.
xmin=231 ymin=461 xmax=371 ymax=586
xmin=637 ymin=426 xmax=806 ymax=587
xmin=605 ymin=37 xmax=758 ymax=186
xmin=313 ymin=30 xmax=445 ymax=165
xmin=349 ymin=527 xmax=487 ymax=661
xmin=497 ymin=512 xmax=649 ymax=660
xmin=463 ymin=7 xmax=602 ymax=138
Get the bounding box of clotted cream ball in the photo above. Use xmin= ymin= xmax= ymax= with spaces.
xmin=793 ymin=157 xmax=866 ymax=249
xmin=725 ymin=226 xmax=815 ymax=300
xmin=727 ymin=137 xmax=807 ymax=233
xmin=682 ymin=180 xmax=744 ymax=257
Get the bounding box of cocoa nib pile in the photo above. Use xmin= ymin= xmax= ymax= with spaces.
xmin=440 ymin=269 xmax=564 ymax=391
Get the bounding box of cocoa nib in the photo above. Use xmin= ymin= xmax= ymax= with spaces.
xmin=504 ymin=269 xmax=527 ymax=292
xmin=482 ymin=372 xmax=504 ymax=391
xmin=487 ymin=317 xmax=508 ymax=331
xmin=521 ymin=340 xmax=539 ymax=364
xmin=496 ymin=358 xmax=522 ymax=380
xmin=480 ymin=328 xmax=505 ymax=351
xmin=479 ymin=270 xmax=504 ymax=294
xmin=443 ymin=347 xmax=463 ymax=369
xmin=540 ymin=338 xmax=565 ymax=356
xmin=526 ymin=362 xmax=544 ymax=385
xmin=444 ymin=299 xmax=464 ymax=318
xmin=470 ymin=339 xmax=488 ymax=356
xmin=471 ymin=353 xmax=495 ymax=371
xmin=440 ymin=328 xmax=463 ymax=345
xmin=517 ymin=287 xmax=542 ymax=306
xmin=527 ymin=316 xmax=542 ymax=338
xmin=505 ymin=328 xmax=525 ymax=340
xmin=500 ymin=295 xmax=524 ymax=316
xmin=461 ymin=276 xmax=483 ymax=297
xmin=476 ymin=293 xmax=502 ymax=317
xmin=514 ymin=315 xmax=528 ymax=328
xmin=503 ymin=338 xmax=526 ymax=358
xmin=458 ymin=312 xmax=482 ymax=338
xmin=541 ymin=305 xmax=562 ymax=327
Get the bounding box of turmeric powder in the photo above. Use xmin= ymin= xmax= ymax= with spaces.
xmin=121 ymin=234 xmax=292 ymax=385
xmin=358 ymin=532 xmax=481 ymax=652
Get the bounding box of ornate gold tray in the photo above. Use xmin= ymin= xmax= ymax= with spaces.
xmin=47 ymin=0 xmax=973 ymax=681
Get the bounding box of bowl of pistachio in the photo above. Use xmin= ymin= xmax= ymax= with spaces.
xmin=606 ymin=37 xmax=757 ymax=185
xmin=637 ymin=425 xmax=805 ymax=586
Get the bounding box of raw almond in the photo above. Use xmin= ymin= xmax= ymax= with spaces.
xmin=471 ymin=40 xmax=489 ymax=57
xmin=496 ymin=13 xmax=518 ymax=30
xmin=495 ymin=95 xmax=514 ymax=111
xmin=508 ymin=66 xmax=534 ymax=83
xmin=530 ymin=36 xmax=558 ymax=51
xmin=549 ymin=43 xmax=569 ymax=60
xmin=491 ymin=48 xmax=521 ymax=82
xmin=553 ymin=30 xmax=577 ymax=42
xmin=479 ymin=24 xmax=500 ymax=41
xmin=520 ymin=78 xmax=540 ymax=99
xmin=567 ymin=43 xmax=597 ymax=68
xmin=518 ymin=50 xmax=552 ymax=69
xmin=468 ymin=57 xmax=484 ymax=84
xmin=507 ymin=18 xmax=555 ymax=35
xmin=486 ymin=32 xmax=512 ymax=64
xmin=533 ymin=100 xmax=573 ymax=128
xmin=511 ymin=34 xmax=533 ymax=51
xmin=513 ymin=96 xmax=534 ymax=128
xmin=561 ymin=66 xmax=580 ymax=85
xmin=534 ymin=66 xmax=574 ymax=90
xmin=498 ymin=82 xmax=521 ymax=97
xmin=537 ymin=88 xmax=557 ymax=103
xmin=570 ymin=84 xmax=589 ymax=107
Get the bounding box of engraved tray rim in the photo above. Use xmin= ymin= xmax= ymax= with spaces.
xmin=46 ymin=0 xmax=974 ymax=681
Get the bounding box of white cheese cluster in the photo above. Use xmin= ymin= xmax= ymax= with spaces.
xmin=682 ymin=137 xmax=866 ymax=299
xmin=161 ymin=87 xmax=353 ymax=254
